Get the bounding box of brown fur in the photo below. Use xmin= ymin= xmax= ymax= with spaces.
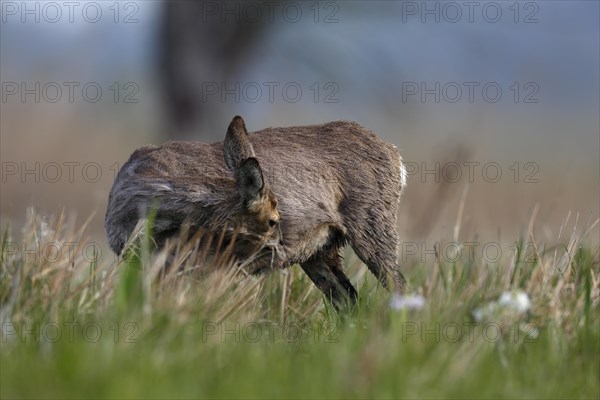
xmin=105 ymin=116 xmax=407 ymax=309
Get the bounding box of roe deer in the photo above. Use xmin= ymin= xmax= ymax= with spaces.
xmin=105 ymin=116 xmax=407 ymax=309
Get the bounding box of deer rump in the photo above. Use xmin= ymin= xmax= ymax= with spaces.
xmin=105 ymin=117 xmax=407 ymax=309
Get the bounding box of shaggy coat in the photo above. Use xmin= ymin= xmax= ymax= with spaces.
xmin=105 ymin=116 xmax=407 ymax=308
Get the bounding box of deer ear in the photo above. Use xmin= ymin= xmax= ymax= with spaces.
xmin=224 ymin=116 xmax=255 ymax=175
xmin=237 ymin=158 xmax=264 ymax=203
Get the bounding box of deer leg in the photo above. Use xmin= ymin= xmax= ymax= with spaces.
xmin=348 ymin=224 xmax=406 ymax=293
xmin=300 ymin=249 xmax=357 ymax=311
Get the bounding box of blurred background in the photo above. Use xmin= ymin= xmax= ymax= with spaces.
xmin=1 ymin=1 xmax=598 ymax=259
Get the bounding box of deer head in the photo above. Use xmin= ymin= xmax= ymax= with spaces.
xmin=222 ymin=116 xmax=284 ymax=272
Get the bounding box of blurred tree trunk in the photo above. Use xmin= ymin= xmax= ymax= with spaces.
xmin=158 ymin=1 xmax=270 ymax=139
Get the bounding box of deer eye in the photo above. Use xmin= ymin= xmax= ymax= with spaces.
xmin=268 ymin=219 xmax=278 ymax=227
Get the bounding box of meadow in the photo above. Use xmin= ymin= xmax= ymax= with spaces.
xmin=1 ymin=207 xmax=598 ymax=399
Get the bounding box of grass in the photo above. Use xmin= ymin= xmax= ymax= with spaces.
xmin=1 ymin=207 xmax=598 ymax=399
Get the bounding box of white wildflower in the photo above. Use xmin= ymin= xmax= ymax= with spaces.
xmin=473 ymin=289 xmax=531 ymax=322
xmin=498 ymin=290 xmax=531 ymax=313
xmin=390 ymin=293 xmax=426 ymax=311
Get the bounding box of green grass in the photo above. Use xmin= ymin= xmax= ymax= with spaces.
xmin=1 ymin=209 xmax=598 ymax=399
